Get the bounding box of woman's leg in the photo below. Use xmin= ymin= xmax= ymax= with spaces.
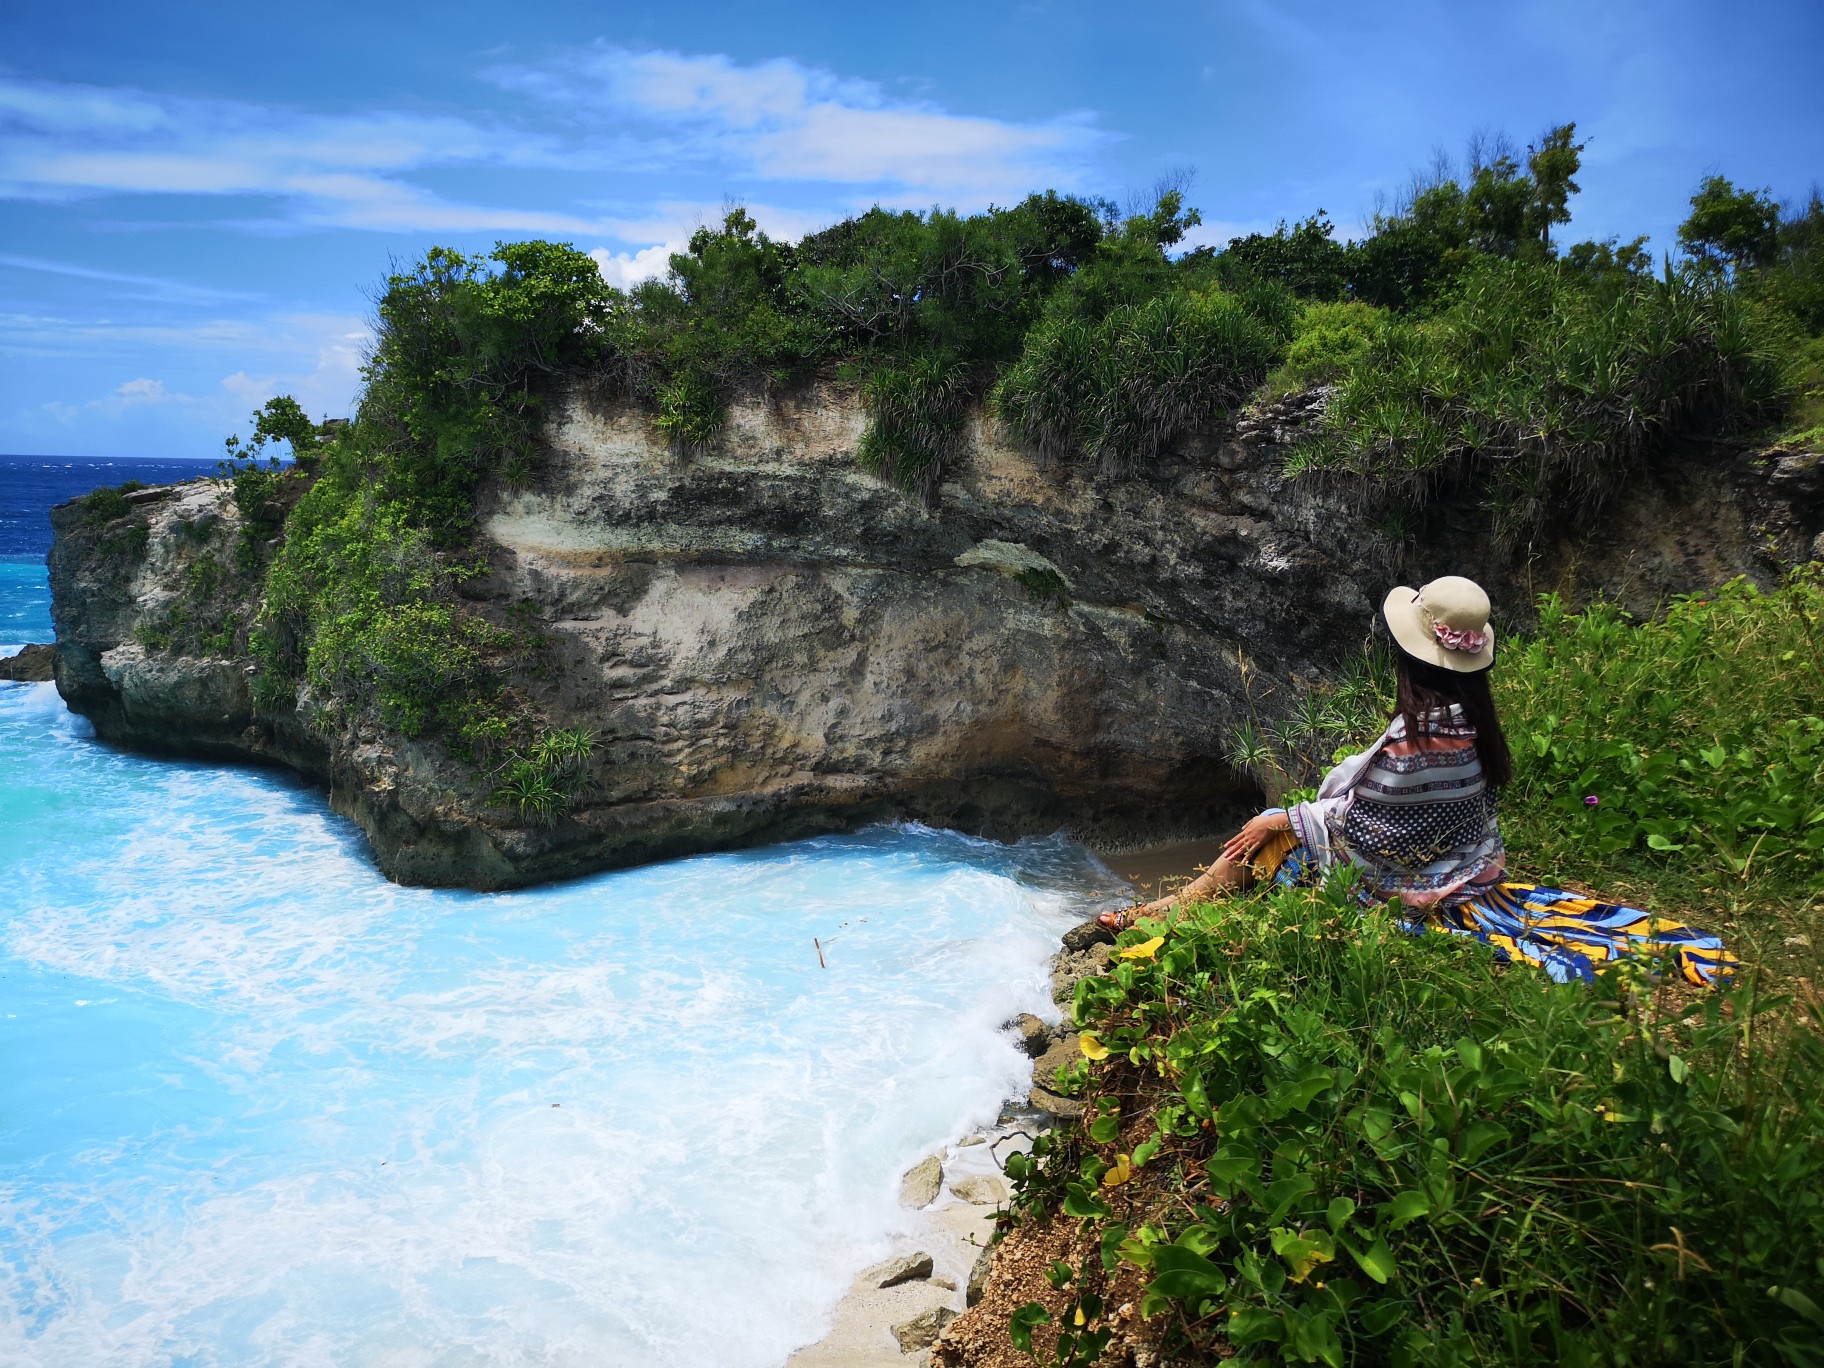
xmin=1101 ymin=852 xmax=1256 ymax=928
xmin=1137 ymin=855 xmax=1255 ymax=915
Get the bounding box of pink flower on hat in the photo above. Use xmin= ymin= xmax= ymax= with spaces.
xmin=1434 ymin=622 xmax=1490 ymax=654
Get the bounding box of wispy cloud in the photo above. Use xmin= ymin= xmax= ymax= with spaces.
xmin=22 ymin=311 xmax=368 ymax=433
xmin=0 ymin=252 xmax=260 ymax=304
xmin=0 ymin=57 xmax=1110 ymax=242
xmin=494 ymin=46 xmax=1111 ymax=203
xmin=0 ymin=76 xmax=605 ymax=235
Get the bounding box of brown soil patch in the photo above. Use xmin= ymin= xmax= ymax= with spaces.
xmin=932 ymin=1211 xmax=1190 ymax=1368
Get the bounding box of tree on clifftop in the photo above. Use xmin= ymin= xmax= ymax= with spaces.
xmin=1680 ymin=175 xmax=1783 ymax=271
xmin=1524 ymin=122 xmax=1585 ymax=254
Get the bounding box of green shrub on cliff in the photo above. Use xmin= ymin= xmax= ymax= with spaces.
xmin=1286 ymin=258 xmax=1780 ymax=544
xmin=246 ymin=240 xmax=608 ymax=768
xmin=359 ymin=241 xmax=610 ymax=539
xmin=257 ymin=478 xmax=467 ymax=731
xmin=607 ymin=192 xmax=1196 ymax=489
xmin=1267 ymin=301 xmax=1392 ymax=394
xmin=491 ymin=727 xmax=596 ymax=825
xmin=81 ymin=482 xmax=141 ymax=527
xmin=652 ymin=369 xmax=725 ymax=451
xmin=856 ymin=349 xmax=969 ymax=494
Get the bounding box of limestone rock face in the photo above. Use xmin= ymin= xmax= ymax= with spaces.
xmin=45 ymin=383 xmax=1824 ymax=889
xmin=50 ymin=480 xmax=262 ymax=757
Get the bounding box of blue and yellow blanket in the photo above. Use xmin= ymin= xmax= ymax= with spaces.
xmin=1263 ymin=836 xmax=1736 ymax=986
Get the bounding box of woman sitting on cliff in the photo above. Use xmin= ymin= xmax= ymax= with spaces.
xmin=1101 ymin=576 xmax=1735 ymax=986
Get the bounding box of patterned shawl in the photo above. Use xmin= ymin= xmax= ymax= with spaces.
xmin=1288 ymin=705 xmax=1506 ymax=908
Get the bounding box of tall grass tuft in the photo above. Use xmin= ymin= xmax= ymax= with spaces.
xmin=856 ymin=349 xmax=970 ymax=496
xmin=995 ymin=288 xmax=1291 ymax=475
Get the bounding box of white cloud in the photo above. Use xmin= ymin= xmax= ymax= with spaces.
xmin=0 ymin=75 xmax=599 ymax=235
xmin=27 ymin=312 xmax=369 ymax=433
xmin=499 ymin=46 xmax=1111 ymax=205
xmin=109 ymin=377 xmax=183 ymax=405
xmin=589 ymin=243 xmax=679 ymax=289
xmin=0 ymin=59 xmax=1111 ymax=240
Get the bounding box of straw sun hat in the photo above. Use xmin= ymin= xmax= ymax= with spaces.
xmin=1382 ymin=576 xmax=1496 ymax=672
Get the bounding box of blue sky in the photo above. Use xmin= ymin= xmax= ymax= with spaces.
xmin=3 ymin=0 xmax=1819 ymax=459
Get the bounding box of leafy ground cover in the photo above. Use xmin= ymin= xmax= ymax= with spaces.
xmin=996 ymin=576 xmax=1824 ymax=1366
xmin=1005 ymin=882 xmax=1824 ymax=1367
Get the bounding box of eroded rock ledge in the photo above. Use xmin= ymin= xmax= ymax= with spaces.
xmin=47 ymin=382 xmax=1824 ymax=889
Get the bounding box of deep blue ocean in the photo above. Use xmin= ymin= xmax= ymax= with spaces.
xmin=0 ymin=457 xmax=1118 ymax=1365
xmin=1 ymin=456 xmax=221 ymax=648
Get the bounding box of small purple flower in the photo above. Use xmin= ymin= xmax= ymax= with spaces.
xmin=1583 ymin=795 xmax=1600 ymax=807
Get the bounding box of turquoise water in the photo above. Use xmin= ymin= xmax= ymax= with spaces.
xmin=2 ymin=554 xmax=53 ymax=647
xmin=0 ymin=555 xmax=1123 ymax=1365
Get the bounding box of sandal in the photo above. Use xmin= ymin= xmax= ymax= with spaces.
xmin=1097 ymin=906 xmax=1152 ymax=932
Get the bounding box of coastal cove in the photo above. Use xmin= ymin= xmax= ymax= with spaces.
xmin=11 ymin=94 xmax=1824 ymax=1361
xmin=3 ymin=490 xmax=1142 ymax=1365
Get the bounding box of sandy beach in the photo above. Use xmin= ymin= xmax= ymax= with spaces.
xmin=785 ymin=1129 xmax=1033 ymax=1367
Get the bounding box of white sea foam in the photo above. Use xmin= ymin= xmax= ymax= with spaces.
xmin=0 ymin=684 xmax=1124 ymax=1365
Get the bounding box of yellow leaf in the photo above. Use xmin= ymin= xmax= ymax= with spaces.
xmin=1289 ymin=1244 xmax=1334 ymax=1282
xmin=1117 ymin=936 xmax=1165 ymax=961
xmin=1271 ymin=1226 xmax=1337 ymax=1283
xmin=1079 ymin=1033 xmax=1110 ymax=1060
xmin=1102 ymin=1154 xmax=1133 ymax=1188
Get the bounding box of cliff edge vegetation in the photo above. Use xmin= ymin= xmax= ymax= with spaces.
xmin=47 ymin=125 xmax=1824 ymax=887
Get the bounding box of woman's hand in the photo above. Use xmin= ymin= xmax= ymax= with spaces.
xmin=1221 ymin=810 xmax=1291 ymax=865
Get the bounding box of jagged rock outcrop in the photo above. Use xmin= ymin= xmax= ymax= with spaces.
xmin=47 ymin=382 xmax=1824 ymax=889
xmin=0 ymin=643 xmax=56 ymax=682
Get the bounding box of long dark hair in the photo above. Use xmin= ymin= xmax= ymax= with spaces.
xmin=1394 ymin=649 xmax=1513 ymax=789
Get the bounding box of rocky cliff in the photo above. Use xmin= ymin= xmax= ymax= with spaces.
xmin=48 ymin=383 xmax=1824 ymax=888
